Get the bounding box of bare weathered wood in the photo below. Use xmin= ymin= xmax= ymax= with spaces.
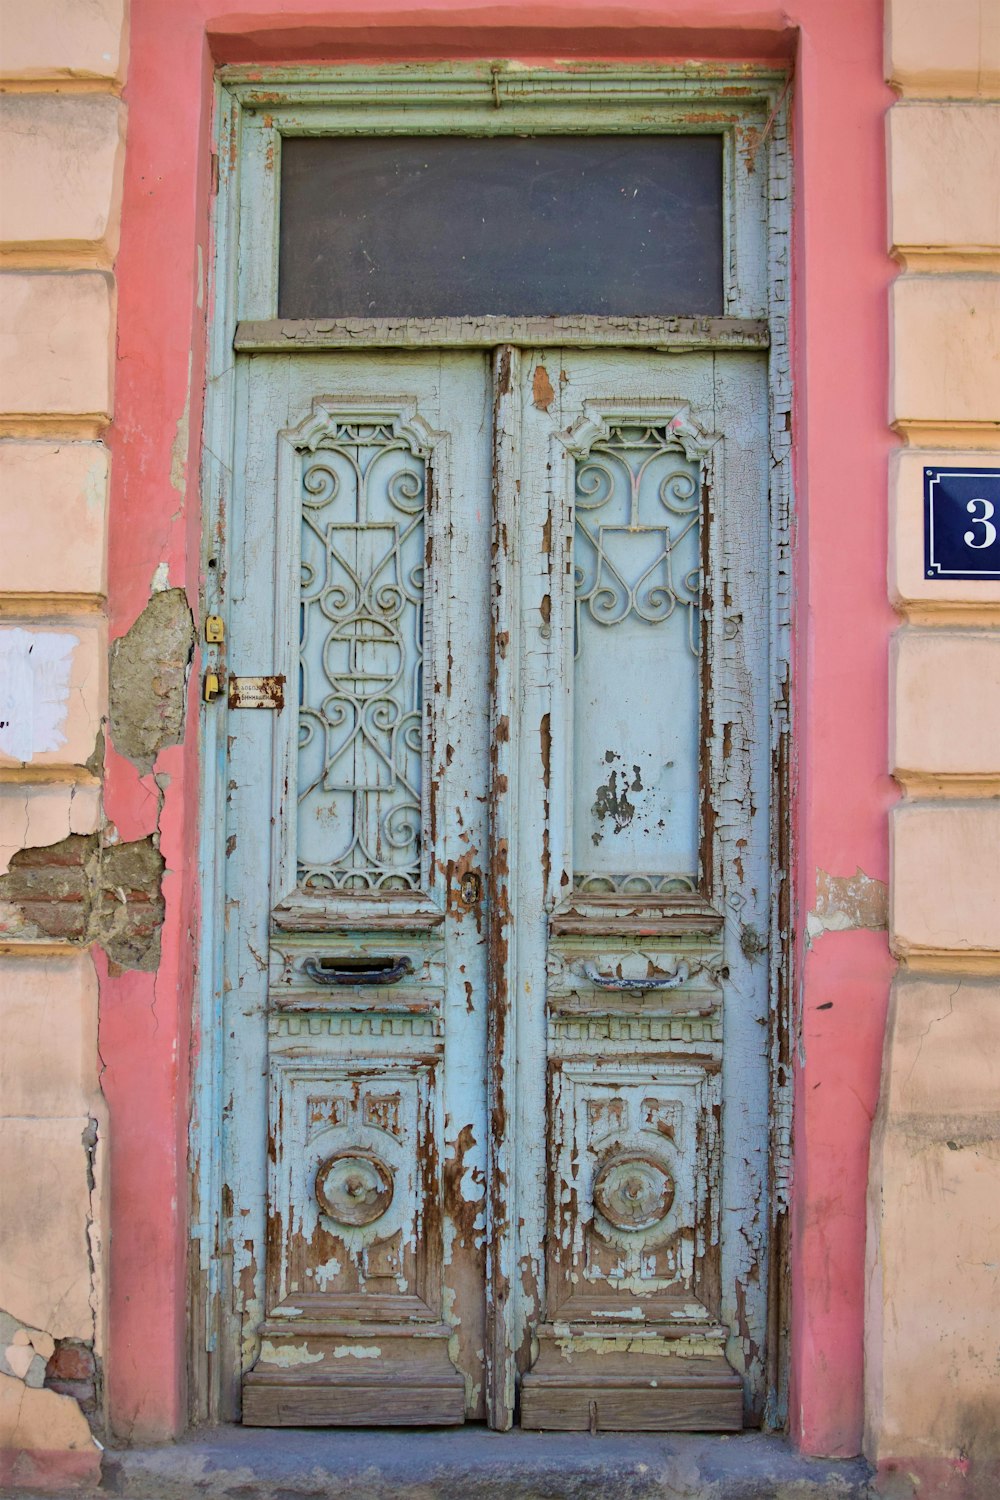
xmin=519 ymin=1382 xmax=744 ymax=1433
xmin=548 ymin=896 xmax=724 ymax=937
xmin=234 ymin=316 xmax=770 ymax=353
xmin=243 ymin=1384 xmax=467 ymax=1427
xmin=271 ymin=906 xmax=445 ymax=932
xmin=220 ymin=60 xmax=790 ymax=106
xmin=548 ymin=916 xmax=723 ymax=937
xmin=484 ymin=346 xmax=520 ymax=1431
xmin=520 ymin=1325 xmax=743 ymax=1432
xmin=270 ymin=996 xmax=439 ymax=1014
xmin=243 ymin=1324 xmax=467 ymax=1426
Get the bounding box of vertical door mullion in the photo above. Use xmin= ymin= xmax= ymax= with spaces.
xmin=485 ymin=345 xmax=521 ymax=1430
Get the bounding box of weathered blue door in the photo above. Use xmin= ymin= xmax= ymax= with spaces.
xmin=220 ymin=346 xmax=772 ymax=1431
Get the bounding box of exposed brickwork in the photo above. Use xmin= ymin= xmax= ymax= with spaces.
xmin=1 ymin=835 xmax=92 ymax=941
xmin=45 ymin=1339 xmax=100 ymax=1419
xmin=0 ymin=831 xmax=166 ymax=970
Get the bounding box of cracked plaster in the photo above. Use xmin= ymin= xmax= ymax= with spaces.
xmin=0 ymin=782 xmax=102 ymax=877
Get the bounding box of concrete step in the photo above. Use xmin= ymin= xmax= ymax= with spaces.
xmin=14 ymin=1426 xmax=873 ymax=1500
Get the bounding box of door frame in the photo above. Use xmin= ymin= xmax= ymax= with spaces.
xmin=192 ymin=60 xmax=794 ymax=1430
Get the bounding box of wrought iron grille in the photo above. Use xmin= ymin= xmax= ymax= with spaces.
xmin=572 ymin=421 xmax=702 ymax=893
xmin=296 ymin=419 xmax=426 ymax=891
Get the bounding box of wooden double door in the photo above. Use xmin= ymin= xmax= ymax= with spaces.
xmin=221 ymin=344 xmax=773 ymax=1430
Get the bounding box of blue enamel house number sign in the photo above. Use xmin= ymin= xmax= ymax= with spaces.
xmin=924 ymin=466 xmax=1000 ymax=580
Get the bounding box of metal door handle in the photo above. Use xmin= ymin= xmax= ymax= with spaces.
xmin=303 ymin=956 xmax=414 ymax=986
xmin=581 ymin=960 xmax=690 ymax=991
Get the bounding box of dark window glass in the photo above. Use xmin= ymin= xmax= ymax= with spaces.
xmin=278 ymin=135 xmax=724 ymax=319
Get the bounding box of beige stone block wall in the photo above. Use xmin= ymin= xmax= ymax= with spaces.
xmin=867 ymin=979 xmax=1000 ymax=1468
xmin=892 ymin=629 xmax=1000 ymax=777
xmin=0 ymin=0 xmax=128 ymax=85
xmin=0 ymin=1118 xmax=101 ymax=1344
xmin=0 ymin=95 xmax=127 ymax=263
xmin=890 ymin=275 xmax=1000 ymax=439
xmin=0 ymin=272 xmax=115 ymax=424
xmin=0 ymin=0 xmax=126 ymax=1472
xmin=870 ymin=2 xmax=1000 ymax=1480
xmin=888 ymin=103 xmax=1000 ymax=265
xmin=0 ymin=442 xmax=108 ymax=597
xmin=892 ymin=803 xmax=1000 ymax=955
xmin=0 ymin=956 xmax=101 ymax=1117
xmin=0 ymin=1379 xmax=95 ymax=1466
xmin=886 ymin=0 xmax=1000 ymax=96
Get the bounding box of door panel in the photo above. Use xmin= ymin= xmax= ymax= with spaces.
xmin=221 ymin=346 xmax=773 ymax=1432
xmin=225 ymin=353 xmax=493 ymax=1424
xmin=510 ymin=351 xmax=771 ymax=1431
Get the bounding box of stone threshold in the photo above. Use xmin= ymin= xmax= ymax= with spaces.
xmin=18 ymin=1427 xmax=873 ymax=1500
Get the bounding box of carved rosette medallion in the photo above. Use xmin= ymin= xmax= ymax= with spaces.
xmin=315 ymin=1150 xmax=394 ymax=1227
xmin=593 ymin=1153 xmax=675 ymax=1231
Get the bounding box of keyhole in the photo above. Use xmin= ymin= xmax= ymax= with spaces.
xmin=459 ymin=871 xmax=482 ymax=908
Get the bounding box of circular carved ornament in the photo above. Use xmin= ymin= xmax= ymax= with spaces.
xmin=593 ymin=1153 xmax=675 ymax=1231
xmin=315 ymin=1151 xmax=394 ymax=1227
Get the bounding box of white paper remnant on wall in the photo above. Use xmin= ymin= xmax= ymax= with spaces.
xmin=0 ymin=628 xmax=77 ymax=762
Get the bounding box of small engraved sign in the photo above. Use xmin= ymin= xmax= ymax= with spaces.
xmin=228 ymin=675 xmax=285 ymax=710
xmin=924 ymin=467 xmax=1000 ymax=580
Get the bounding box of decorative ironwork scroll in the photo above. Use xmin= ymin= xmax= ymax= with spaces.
xmin=573 ymin=420 xmax=702 ymax=654
xmin=296 ymin=415 xmax=428 ymax=891
xmin=568 ymin=413 xmax=708 ymax=893
xmin=574 ymin=872 xmax=699 ymax=897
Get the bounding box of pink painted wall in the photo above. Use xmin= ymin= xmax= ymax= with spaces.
xmin=788 ymin=15 xmax=898 ymax=1452
xmin=108 ymin=0 xmax=895 ymax=1451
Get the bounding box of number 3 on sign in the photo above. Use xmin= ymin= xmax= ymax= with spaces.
xmin=923 ymin=466 xmax=1000 ymax=580
xmin=964 ymin=498 xmax=997 ymax=550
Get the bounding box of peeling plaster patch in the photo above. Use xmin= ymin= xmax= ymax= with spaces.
xmin=150 ymin=561 xmax=170 ymax=593
xmin=258 ymin=1340 xmax=323 ymax=1369
xmin=0 ymin=831 xmax=165 ymax=970
xmin=0 ymin=630 xmax=76 ymax=762
xmin=333 ymin=1345 xmax=381 ymax=1359
xmin=109 ymin=589 xmax=195 ymax=774
xmin=0 ymin=1313 xmax=51 ymax=1389
xmin=806 ymin=866 xmax=888 ymax=944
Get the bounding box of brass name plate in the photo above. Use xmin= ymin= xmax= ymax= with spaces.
xmin=228 ymin=674 xmax=285 ymax=710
